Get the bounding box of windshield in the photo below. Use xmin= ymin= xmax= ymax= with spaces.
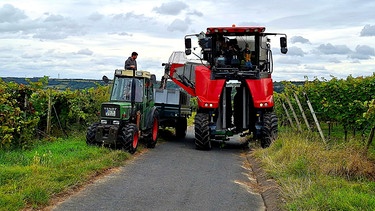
xmin=110 ymin=77 xmax=144 ymax=102
xmin=195 ymin=34 xmax=270 ymax=72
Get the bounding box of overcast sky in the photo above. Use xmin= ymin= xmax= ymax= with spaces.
xmin=0 ymin=0 xmax=374 ymax=81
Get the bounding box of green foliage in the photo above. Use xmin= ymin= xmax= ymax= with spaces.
xmin=190 ymin=97 xmax=197 ymax=111
xmin=0 ymin=79 xmax=41 ymax=148
xmin=364 ymin=99 xmax=375 ymax=127
xmin=275 ymin=74 xmax=375 ymax=139
xmin=0 ymin=78 xmax=110 ymax=149
xmin=0 ymin=135 xmax=129 ymax=211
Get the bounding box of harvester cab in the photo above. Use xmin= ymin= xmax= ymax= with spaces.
xmin=86 ymin=69 xmax=159 ymax=154
xmin=166 ymin=25 xmax=288 ymax=150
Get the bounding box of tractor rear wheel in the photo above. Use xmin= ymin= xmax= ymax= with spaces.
xmin=146 ymin=114 xmax=159 ymax=148
xmin=175 ymin=117 xmax=187 ymax=138
xmin=194 ymin=113 xmax=211 ymax=150
xmin=119 ymin=124 xmax=139 ymax=154
xmin=86 ymin=122 xmax=99 ymax=146
xmin=261 ymin=112 xmax=278 ymax=148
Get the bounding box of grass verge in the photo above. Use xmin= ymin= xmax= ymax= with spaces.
xmin=0 ymin=133 xmax=131 ymax=211
xmin=252 ymin=129 xmax=375 ymax=210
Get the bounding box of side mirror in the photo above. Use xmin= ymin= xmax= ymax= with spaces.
xmin=185 ymin=38 xmax=192 ymax=55
xmin=150 ymin=74 xmax=157 ymax=84
xmin=102 ymin=75 xmax=109 ymax=84
xmin=280 ymin=37 xmax=288 ymax=54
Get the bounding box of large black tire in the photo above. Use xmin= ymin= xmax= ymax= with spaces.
xmin=146 ymin=114 xmax=159 ymax=148
xmin=261 ymin=112 xmax=278 ymax=148
xmin=86 ymin=122 xmax=99 ymax=146
xmin=175 ymin=117 xmax=187 ymax=138
xmin=194 ymin=113 xmax=211 ymax=150
xmin=118 ymin=124 xmax=139 ymax=154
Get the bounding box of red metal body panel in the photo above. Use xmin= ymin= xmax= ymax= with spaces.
xmin=195 ymin=66 xmax=225 ymax=109
xmin=245 ymin=78 xmax=274 ymax=108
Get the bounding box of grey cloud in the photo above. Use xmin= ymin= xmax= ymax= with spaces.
xmin=304 ymin=65 xmax=326 ymax=70
xmin=77 ymin=48 xmax=94 ymax=56
xmin=111 ymin=12 xmax=152 ymax=24
xmin=187 ymin=10 xmax=203 ymax=17
xmin=351 ymin=60 xmax=361 ymax=63
xmin=0 ymin=4 xmax=27 ymax=23
xmin=349 ymin=45 xmax=375 ymax=60
xmin=0 ymin=6 xmax=86 ymax=40
xmin=153 ymin=1 xmax=188 ymax=15
xmin=360 ymin=24 xmax=375 ymax=36
xmin=317 ymin=43 xmax=352 ymax=55
xmin=355 ymin=45 xmax=375 ymax=55
xmin=88 ymin=12 xmax=104 ymax=21
xmin=117 ymin=32 xmax=132 ymax=36
xmin=328 ymin=58 xmax=341 ymax=63
xmin=290 ymin=36 xmax=310 ymax=44
xmin=32 ymin=15 xmax=85 ymax=40
xmin=350 ymin=54 xmax=371 ymax=60
xmin=287 ymin=46 xmax=305 ymax=57
xmin=276 ymin=57 xmax=301 ymax=65
xmin=167 ymin=18 xmax=189 ymax=32
xmin=45 ymin=14 xmax=65 ymax=22
xmin=21 ymin=53 xmax=41 ymax=59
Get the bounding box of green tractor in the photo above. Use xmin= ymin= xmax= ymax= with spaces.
xmin=86 ymin=69 xmax=159 ymax=154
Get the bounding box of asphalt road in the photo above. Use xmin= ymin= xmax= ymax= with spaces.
xmin=53 ymin=128 xmax=265 ymax=211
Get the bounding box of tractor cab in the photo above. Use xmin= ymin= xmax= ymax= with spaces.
xmin=184 ymin=26 xmax=288 ymax=80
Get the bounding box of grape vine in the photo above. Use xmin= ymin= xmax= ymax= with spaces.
xmin=0 ymin=77 xmax=110 ymax=149
xmin=275 ymin=74 xmax=375 ymax=142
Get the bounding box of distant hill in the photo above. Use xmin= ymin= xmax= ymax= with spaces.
xmin=1 ymin=77 xmax=305 ymax=92
xmin=1 ymin=77 xmax=108 ymax=90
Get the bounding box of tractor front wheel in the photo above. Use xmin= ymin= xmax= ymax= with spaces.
xmin=119 ymin=124 xmax=139 ymax=154
xmin=194 ymin=113 xmax=211 ymax=150
xmin=261 ymin=112 xmax=278 ymax=148
xmin=86 ymin=122 xmax=99 ymax=146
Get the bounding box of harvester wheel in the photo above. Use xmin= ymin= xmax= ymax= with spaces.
xmin=86 ymin=122 xmax=99 ymax=146
xmin=261 ymin=112 xmax=278 ymax=148
xmin=119 ymin=124 xmax=139 ymax=154
xmin=194 ymin=113 xmax=211 ymax=150
xmin=146 ymin=114 xmax=159 ymax=148
xmin=175 ymin=117 xmax=187 ymax=138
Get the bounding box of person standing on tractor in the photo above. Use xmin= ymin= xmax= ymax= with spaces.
xmin=124 ymin=52 xmax=138 ymax=70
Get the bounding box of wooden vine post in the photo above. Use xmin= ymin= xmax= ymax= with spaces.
xmin=286 ymin=95 xmax=302 ymax=132
xmin=304 ymin=92 xmax=326 ymax=143
xmin=293 ymin=93 xmax=311 ymax=132
xmin=46 ymin=88 xmax=52 ymax=135
xmin=281 ymin=101 xmax=294 ymax=128
xmin=367 ymin=127 xmax=375 ymax=150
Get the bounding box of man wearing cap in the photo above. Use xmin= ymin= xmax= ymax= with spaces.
xmin=124 ymin=52 xmax=138 ymax=70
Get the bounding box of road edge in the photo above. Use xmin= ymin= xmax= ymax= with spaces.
xmin=246 ymin=150 xmax=283 ymax=211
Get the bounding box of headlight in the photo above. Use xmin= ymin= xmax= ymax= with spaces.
xmin=101 ymin=120 xmax=107 ymax=124
xmin=113 ymin=120 xmax=120 ymax=125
